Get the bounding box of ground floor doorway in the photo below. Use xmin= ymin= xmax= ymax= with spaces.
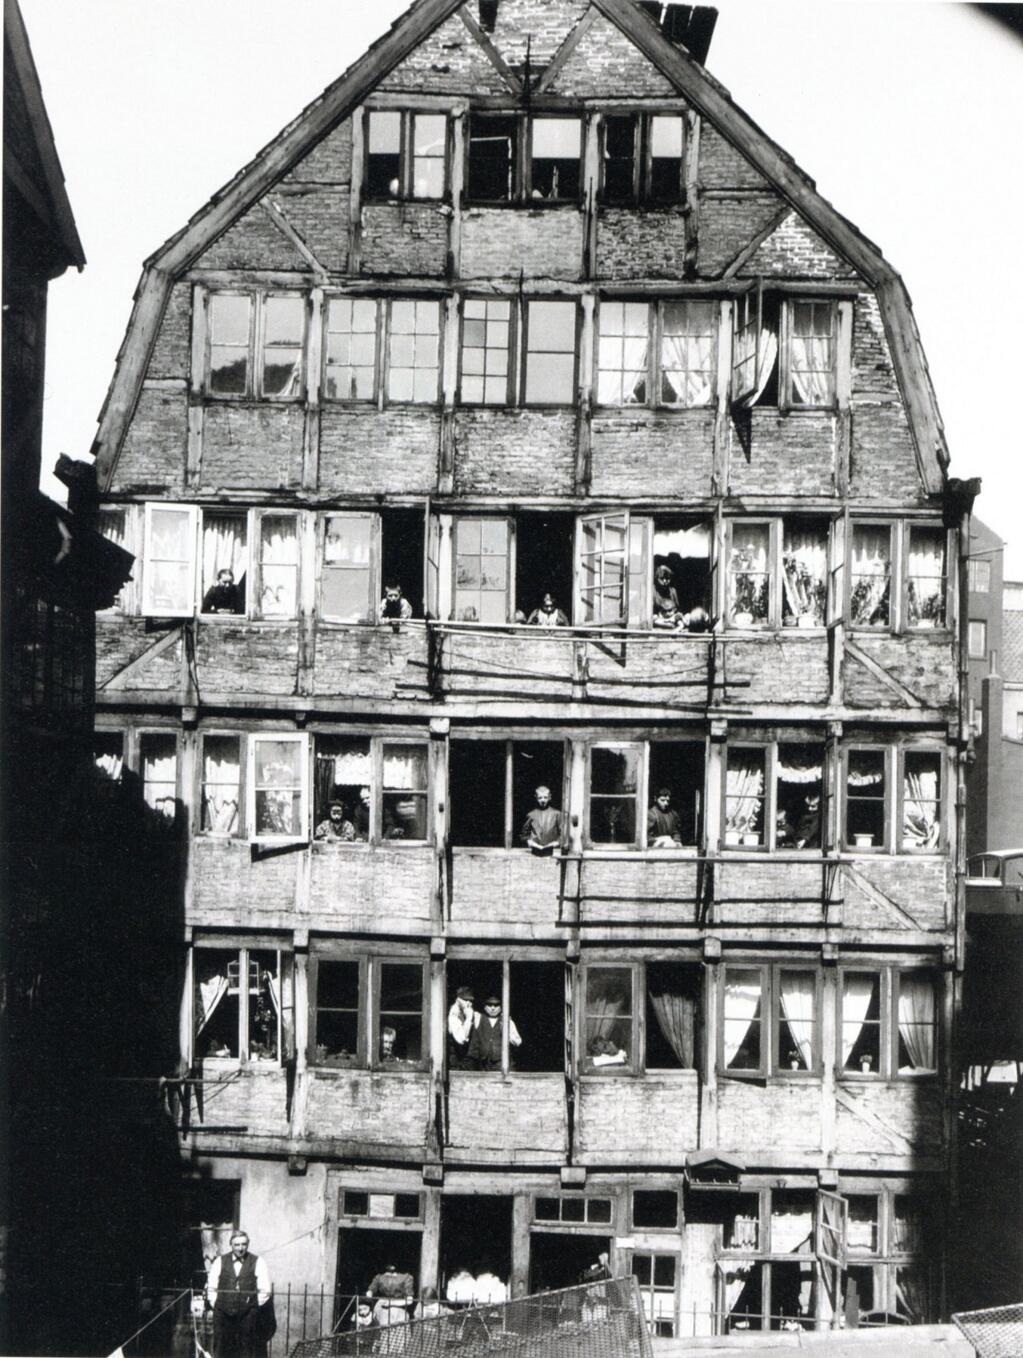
xmin=529 ymin=1232 xmax=611 ymax=1294
xmin=335 ymin=1225 xmax=423 ymax=1306
xmin=440 ymin=1194 xmax=514 ymax=1301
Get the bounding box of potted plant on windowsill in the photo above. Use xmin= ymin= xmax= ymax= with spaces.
xmin=854 ymin=832 xmax=875 ymax=848
xmin=860 ymin=1053 xmax=874 ymax=1074
xmin=730 ymin=547 xmax=767 ymax=627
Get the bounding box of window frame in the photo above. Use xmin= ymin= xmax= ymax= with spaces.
xmin=193 ymin=944 xmax=286 ymax=1067
xmin=138 ymin=727 xmax=180 ymax=823
xmin=837 ymin=968 xmax=940 ymax=1081
xmin=779 ymin=297 xmax=837 ymax=410
xmin=725 ymin=517 xmax=831 ymax=632
xmin=586 ymin=738 xmax=705 ymax=851
xmin=310 ymin=951 xmax=430 ymax=1073
xmin=205 ymin=288 xmax=307 ymax=402
xmin=457 ymin=295 xmax=517 ymax=407
xmin=967 ymin=558 xmax=991 ymax=594
xmin=319 ymin=511 xmax=381 ymax=625
xmin=594 ymin=298 xmax=717 ymax=411
xmin=322 ymin=295 xmax=382 ymax=404
xmin=521 ymin=298 xmax=579 ymax=407
xmin=198 ymin=730 xmax=245 ymax=838
xmin=384 ymin=296 xmax=443 ymax=405
xmin=578 ymin=960 xmax=702 ymax=1079
xmin=465 ymin=110 xmax=522 ymax=204
xmin=598 ymin=112 xmax=687 ymax=205
xmin=718 ymin=963 xmax=822 ymax=1079
xmin=97 ymin=506 xmax=135 ymax=614
xmin=630 ymin=1251 xmax=680 ymax=1338
xmin=247 ymin=731 xmax=310 ymax=845
xmin=722 ymin=739 xmax=827 ymax=853
xmin=447 ymin=736 xmax=567 ymax=851
xmin=841 ymin=745 xmax=891 ymax=853
xmin=142 ymin=503 xmax=199 ymax=618
xmin=533 ymin=1193 xmax=615 ymax=1228
xmin=311 ymin=733 xmax=431 ymax=848
xmin=253 ymin=509 xmax=302 ymax=621
xmin=451 ymin=514 xmax=515 ymax=625
xmin=904 ymin=524 xmax=949 ymax=631
xmin=363 ymin=108 xmax=449 ymax=203
xmin=967 ymin=619 xmax=987 ymax=659
xmin=526 ymin=114 xmax=584 ymax=204
xmin=142 ymin=504 xmax=257 ymax=621
xmin=898 ymin=746 xmax=944 ymax=854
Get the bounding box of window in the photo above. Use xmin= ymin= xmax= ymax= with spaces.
xmin=846 ymin=1196 xmax=879 ymax=1255
xmin=535 ymin=1196 xmax=613 ymax=1224
xmin=786 ymin=300 xmax=835 ymax=406
xmin=720 ymin=965 xmax=819 ymax=1076
xmin=901 ymin=751 xmax=941 ymax=851
xmin=143 ymin=505 xmax=197 ymax=616
xmin=200 ymin=511 xmax=247 ymax=616
xmin=94 ymin=731 xmax=124 ymax=783
xmin=645 ymin=963 xmax=700 ymax=1071
xmin=731 ymin=292 xmax=841 ymax=410
xmin=342 ymin=1191 xmax=423 ymax=1220
xmin=724 ymin=741 xmax=824 ymax=851
xmin=97 ymin=508 xmax=130 ymax=611
xmin=632 ymin=1191 xmax=679 ymax=1230
xmin=387 ymin=299 xmax=441 ymax=403
xmin=968 ymin=620 xmax=987 ymax=658
xmin=313 ymin=735 xmax=429 ymax=844
xmin=446 ymin=959 xmax=564 ymax=1073
xmin=727 ymin=519 xmax=828 ymax=629
xmin=194 ymin=947 xmax=284 ymax=1062
xmin=201 ymin=734 xmax=242 ymax=835
xmin=207 ymin=291 xmax=305 ymax=399
xmin=968 ymin=558 xmax=991 ymax=593
xmin=529 ymin=117 xmax=581 ymax=201
xmin=140 ymin=732 xmax=177 ymax=822
xmin=840 ymin=970 xmax=938 ymax=1078
xmin=849 ymin=524 xmax=892 ymax=628
xmin=632 ymin=1254 xmax=678 ymax=1337
xmin=364 ymin=110 xmax=447 ymax=200
xmin=580 ymin=962 xmax=700 ymax=1076
xmin=460 ymin=298 xmax=512 ymax=405
xmin=467 ymin=112 xmax=518 ymax=201
xmin=588 ymin=740 xmax=704 ymax=849
xmin=524 ymin=300 xmax=576 ymax=405
xmin=596 ymin=300 xmax=715 ymax=409
xmin=322 ymin=514 xmax=375 ymax=622
xmin=311 ymin=953 xmax=427 ymax=1070
xmin=448 ymin=739 xmax=564 ymax=849
xmin=905 ymin=527 xmax=946 ymax=628
xmin=324 ymin=298 xmax=378 ymax=401
xmin=453 ymin=517 xmax=512 ymax=623
xmin=249 ymin=733 xmax=308 ymax=842
xmin=583 ymin=965 xmax=634 ymax=1072
xmin=256 ymin=514 xmax=299 ymax=618
xmin=578 ymin=513 xmax=629 ymax=625
xmin=599 ymin=113 xmax=685 ymax=204
xmin=844 ymin=748 xmax=887 ymax=851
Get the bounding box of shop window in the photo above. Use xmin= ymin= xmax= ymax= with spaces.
xmin=721 ymin=966 xmax=818 ymax=1076
xmin=534 ymin=1196 xmax=613 ymax=1224
xmin=453 ymin=516 xmax=511 ymax=623
xmin=844 ymin=748 xmax=887 ymax=850
xmin=529 ymin=117 xmax=581 ymax=201
xmin=849 ymin=524 xmax=892 ymax=628
xmin=633 ymin=1254 xmax=678 ymax=1337
xmin=387 ymin=299 xmax=441 ymax=403
xmin=582 ymin=965 xmax=634 ymax=1072
xmin=311 ymin=954 xmax=427 ymax=1070
xmin=719 ymin=1259 xmax=764 ymax=1331
xmin=599 ymin=113 xmax=685 ymax=203
xmin=200 ymin=734 xmax=242 ymax=835
xmin=448 ymin=738 xmax=564 ymax=849
xmin=632 ymin=1191 xmax=679 ymax=1230
xmin=524 ymin=300 xmax=577 ymax=405
xmin=906 ymin=527 xmax=946 ymax=628
xmin=194 ymin=947 xmax=283 ymax=1062
xmin=460 ymin=297 xmax=512 ymax=405
xmin=256 ymin=513 xmax=299 ymax=618
xmin=901 ymin=751 xmax=941 ymax=851
xmin=324 ymin=298 xmax=378 ymax=401
xmin=140 ymin=732 xmax=177 ymax=822
xmin=365 ymin=110 xmax=447 ymax=200
xmin=248 ymin=732 xmax=308 ymax=842
xmin=769 ymin=1259 xmax=816 ymax=1330
xmin=467 ymin=112 xmax=518 ymax=201
xmin=596 ymin=300 xmax=714 ymax=408
xmin=207 ymin=290 xmax=304 ymax=400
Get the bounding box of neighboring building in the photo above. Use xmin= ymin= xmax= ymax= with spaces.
xmin=90 ymin=0 xmax=973 ymax=1342
xmin=2 ymin=1 xmax=135 ymax=1351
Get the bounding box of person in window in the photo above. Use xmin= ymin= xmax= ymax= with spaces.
xmin=653 ymin=565 xmax=685 ymax=629
xmin=368 ymin=1264 xmax=414 ymax=1331
xmin=314 ymin=800 xmax=356 ymax=842
xmin=202 ymin=567 xmax=243 ymax=615
xmin=776 ymin=808 xmax=795 ymax=847
xmin=684 ymin=605 xmax=711 ymax=633
xmin=519 ymin=784 xmax=562 ymax=853
xmin=447 ymin=986 xmax=479 ymax=1069
xmin=587 ymin=1034 xmax=627 ymax=1067
xmin=380 ymin=583 xmax=413 ymax=622
xmin=354 ymin=1297 xmax=375 ymax=1331
xmin=795 ymin=792 xmax=821 ymax=849
xmin=353 ymin=786 xmax=372 ymax=841
xmin=413 ymin=1287 xmax=449 ymax=1321
xmin=467 ymin=995 xmax=521 ymax=1070
xmin=526 ymin=592 xmax=569 ymax=628
xmin=647 ymin=787 xmax=682 ymax=847
xmin=380 ymin=1025 xmax=399 ymax=1062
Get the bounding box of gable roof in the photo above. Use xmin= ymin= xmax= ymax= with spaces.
xmin=92 ymin=0 xmax=949 ymax=495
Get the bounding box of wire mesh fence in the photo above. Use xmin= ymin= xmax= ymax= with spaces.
xmin=288 ymin=1277 xmax=652 ymax=1358
xmin=952 ymin=1302 xmax=1023 ymax=1358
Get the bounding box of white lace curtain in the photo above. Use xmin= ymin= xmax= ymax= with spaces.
xmin=790 ymin=336 xmax=832 ymax=405
xmin=260 ymin=519 xmax=298 ymax=615
xmin=841 ymin=975 xmax=876 ymax=1066
xmin=723 ymin=974 xmax=760 ymax=1067
xmin=202 ymin=517 xmax=247 ymax=596
xmin=777 ymin=748 xmax=823 ymax=784
xmin=778 ymin=972 xmax=815 ymax=1069
xmin=851 ymin=527 xmax=890 ymax=624
xmin=907 ymin=531 xmax=946 ymax=626
xmin=903 ymin=764 xmax=939 ymax=848
xmin=782 ymin=528 xmax=827 ymax=622
xmin=203 ymin=745 xmax=240 ymax=834
xmin=661 ymin=304 xmax=715 ymax=406
xmin=897 ymin=975 xmax=935 ymax=1070
xmin=197 ymin=973 xmax=229 ymax=1035
xmin=383 ymin=747 xmax=427 ymax=790
xmin=725 ymin=753 xmax=764 ymax=834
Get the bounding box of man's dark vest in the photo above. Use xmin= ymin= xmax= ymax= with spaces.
xmin=472 ymin=1018 xmax=502 ymax=1066
xmin=215 ymin=1252 xmax=259 ymax=1315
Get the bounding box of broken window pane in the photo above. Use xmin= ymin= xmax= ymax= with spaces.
xmin=729 ymin=523 xmax=770 ymax=626
xmin=589 ymin=744 xmax=640 ymax=846
xmin=906 ymin=527 xmax=946 ymax=628
xmin=366 ymin=110 xmax=402 ymax=198
xmin=253 ymin=736 xmax=304 ymax=838
xmin=633 ymin=1191 xmax=679 ymax=1230
xmin=258 ymin=515 xmax=298 ymax=617
xmin=382 ymin=742 xmax=428 ymax=841
xmin=379 ymin=961 xmax=424 ymax=1064
xmin=530 ymin=117 xmax=581 ymax=200
xmin=201 ymin=734 xmax=241 ymax=835
xmin=460 ymin=297 xmax=511 ymax=405
xmin=788 ymin=300 xmax=835 ymax=406
xmin=412 ymin=113 xmax=446 ymax=199
xmin=387 ymin=299 xmax=440 ymax=402
xmin=468 ymin=113 xmax=517 ymax=200
xmin=723 ymin=967 xmax=762 ymax=1071
xmin=141 ymin=732 xmax=177 ymax=821
xmin=209 ymin=293 xmax=251 ymax=395
xmin=261 ymin=296 xmax=304 ymax=397
xmin=902 ymin=751 xmax=940 ymax=851
xmin=453 ymin=516 xmax=510 ymax=623
xmin=597 ymin=301 xmax=648 ymax=406
xmin=322 ymin=514 xmax=374 ymax=622
xmin=601 ymin=114 xmax=637 ymax=203
xmin=325 ymin=298 xmax=378 ymax=401
xmin=660 ymin=301 xmax=714 ymax=406
xmin=845 ymin=750 xmax=886 ymax=849
xmin=584 ymin=965 xmax=634 ymax=1070
xmin=849 ymin=525 xmax=891 ymax=627
xmin=524 ymin=300 xmax=576 ymax=404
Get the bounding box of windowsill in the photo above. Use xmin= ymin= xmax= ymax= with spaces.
xmin=580 ymin=846 xmax=700 ymax=857
xmin=448 ymin=1069 xmax=563 ymax=1080
xmin=578 ymin=1067 xmax=697 ymax=1081
xmin=593 ymin=402 xmax=715 ymax=415
xmin=463 ymin=199 xmax=582 ymax=211
xmin=311 ymin=1063 xmax=430 ymax=1076
xmin=200 ymin=1056 xmax=281 ymax=1072
xmin=598 ymin=198 xmax=687 ymax=210
xmin=362 ymin=195 xmax=449 ymax=207
xmin=838 ymin=1072 xmax=937 ymax=1083
xmin=451 ymin=845 xmax=560 ymax=856
xmin=203 ymin=395 xmax=304 ymax=406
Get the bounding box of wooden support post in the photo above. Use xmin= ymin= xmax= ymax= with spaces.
xmin=701 ymin=941 xmax=720 ymax=1147
xmin=421 ymin=1187 xmax=442 ymax=1293
xmin=302 ymin=287 xmax=323 ymax=491
xmin=512 ymin=1193 xmax=532 ymax=1298
xmin=575 ymin=294 xmax=595 ymax=495
xmin=582 ymin=112 xmax=600 ymax=280
xmin=820 ymin=959 xmax=837 ymax=1166
xmin=186 ymin=284 xmax=208 ymax=488
xmin=430 ymin=718 xmax=450 ymax=931
xmin=834 ymin=300 xmax=853 ymax=495
xmin=712 ymin=301 xmax=731 ymax=498
xmin=291 ymin=945 xmax=309 ymax=1140
xmin=684 ymin=111 xmax=700 ymax=275
xmin=448 ymin=110 xmax=465 ymax=278
xmin=439 ymin=294 xmax=460 ymax=494
xmin=349 ymin=108 xmax=365 ymax=273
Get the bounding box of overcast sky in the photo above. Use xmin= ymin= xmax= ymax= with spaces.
xmin=20 ymin=0 xmax=1023 ymax=576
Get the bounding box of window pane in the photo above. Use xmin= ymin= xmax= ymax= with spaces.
xmin=248 ymin=951 xmax=280 ymax=1061
xmin=896 ymin=974 xmax=936 ymax=1072
xmin=322 ymin=515 xmax=373 ymax=622
xmin=902 ymin=751 xmax=940 ymax=850
xmin=531 ymin=117 xmax=581 ymax=200
xmin=850 ymin=525 xmax=891 ymax=627
xmin=201 ymin=513 xmax=246 ymax=614
xmin=202 ymin=735 xmax=241 ymax=834
xmin=141 ymin=733 xmax=177 ymax=821
xmin=777 ymin=972 xmax=816 ymax=1071
xmin=729 ymin=524 xmax=770 ymax=625
xmin=195 ymin=949 xmax=239 ymax=1058
xmin=781 ymin=521 xmax=827 ymax=627
xmin=846 ymin=750 xmax=886 ymax=849
xmin=468 ymin=113 xmax=516 ymax=200
xmin=602 ymin=114 xmax=637 ymax=203
xmin=379 ymin=962 xmax=423 ymax=1063
xmin=383 ymin=743 xmax=428 ymax=841
xmin=648 ymin=115 xmax=683 ymax=202
xmin=968 ymin=559 xmax=990 ymax=593
xmin=597 ymin=301 xmax=648 ymax=406
xmin=907 ymin=527 xmax=946 ymax=628
xmin=209 ymin=294 xmax=251 ymax=395
xmin=460 ymin=298 xmax=511 ymax=405
xmin=725 ymin=747 xmax=765 ymax=845
xmin=584 ymin=966 xmax=633 ymax=1068
xmin=259 ymin=516 xmax=298 ymax=616
xmin=842 ymin=972 xmax=881 ymax=1072
xmin=253 ymin=737 xmax=303 ymax=838
xmin=210 ymin=293 xmax=251 ymax=346
xmin=367 ymin=111 xmax=401 ymax=197
xmin=846 ymin=1197 xmax=878 ymax=1255
xmin=590 ymin=745 xmax=639 ymax=845
xmin=723 ymin=968 xmax=762 ymax=1070
xmin=660 ymin=300 xmax=714 ymax=406
xmin=776 ymin=743 xmax=823 ymax=849
xmin=387 ymin=300 xmax=439 ymax=403
xmin=325 ymin=298 xmax=377 ymax=400
xmin=525 ymin=301 xmax=575 ymax=404
xmin=789 ymin=299 xmax=834 ymax=405
xmin=454 ymin=517 xmax=509 ymax=623
xmin=412 ymin=114 xmax=446 ymax=199
xmin=633 ymin=1192 xmax=678 ymax=1229
xmin=968 ymin=620 xmax=986 ymax=657
xmin=316 ymin=737 xmax=372 ymax=840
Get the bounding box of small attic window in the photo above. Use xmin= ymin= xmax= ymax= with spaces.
xmin=529 ymin=118 xmax=582 ymax=202
xmin=365 ymin=111 xmax=448 ymax=201
xmin=599 ymin=114 xmax=685 ymax=205
xmin=468 ymin=113 xmax=517 ymax=202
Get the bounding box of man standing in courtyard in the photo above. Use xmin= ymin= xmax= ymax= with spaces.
xmin=207 ymin=1230 xmax=272 ymax=1358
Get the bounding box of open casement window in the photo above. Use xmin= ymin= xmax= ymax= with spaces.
xmin=848 ymin=524 xmax=893 ymax=629
xmin=459 ymin=297 xmax=514 ymax=406
xmin=97 ymin=508 xmax=132 ymax=612
xmin=815 ymin=1190 xmax=848 ymax=1275
xmin=523 ymin=300 xmax=577 ymax=405
xmin=581 ymin=964 xmax=636 ymax=1073
xmin=364 ymin=110 xmax=447 ymax=201
xmin=843 ymin=748 xmax=889 ymax=852
xmin=248 ymin=732 xmax=309 ymax=844
xmin=446 ymin=958 xmax=564 ymax=1073
xmin=577 ymin=512 xmax=629 ymax=626
xmin=142 ymin=504 xmax=198 ymax=616
xmin=200 ymin=733 xmax=242 ymax=836
xmin=194 ymin=947 xmax=286 ymax=1064
xmin=905 ymin=526 xmax=948 ymax=629
xmin=632 ymin=1254 xmax=679 ymax=1338
xmin=720 ymin=965 xmax=819 ymax=1077
xmin=900 ymin=750 xmax=942 ymax=852
xmin=386 ymin=299 xmax=441 ymax=404
xmin=599 ymin=113 xmax=686 ymax=204
xmin=321 ymin=513 xmax=378 ymax=623
xmin=324 ymin=297 xmax=379 ymax=402
xmin=206 ymin=291 xmax=305 ymax=400
xmin=528 ymin=117 xmax=582 ymax=202
xmin=255 ymin=512 xmax=300 ymax=619
xmin=453 ymin=517 xmax=513 ymax=624
xmin=140 ymin=731 xmax=178 ymax=823
xmin=731 ymin=283 xmax=776 ymax=409
xmin=448 ymin=739 xmax=565 ymax=850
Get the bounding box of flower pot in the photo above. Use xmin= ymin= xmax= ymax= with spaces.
xmin=733 ymin=611 xmax=753 ymax=628
xmin=797 ymin=613 xmax=817 ymax=629
xmin=854 ymin=833 xmax=875 ymax=848
xmin=741 ymin=832 xmax=760 ymax=846
xmin=725 ymin=830 xmax=741 ymax=846
xmin=860 ymin=1056 xmax=873 ymax=1073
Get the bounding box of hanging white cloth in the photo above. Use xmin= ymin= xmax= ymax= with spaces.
xmin=781 ymin=527 xmax=827 ymax=623
xmin=202 ymin=517 xmax=247 ymax=599
xmin=841 ymin=975 xmax=876 ymax=1067
xmin=723 ymin=974 xmax=761 ymax=1068
xmin=897 ymin=975 xmax=935 ymax=1071
xmin=725 ymin=754 xmax=764 ymax=836
xmin=198 ymin=975 xmax=229 ymax=1033
xmin=903 ymin=766 xmax=939 ymax=848
xmin=778 ymin=972 xmax=815 ymax=1069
